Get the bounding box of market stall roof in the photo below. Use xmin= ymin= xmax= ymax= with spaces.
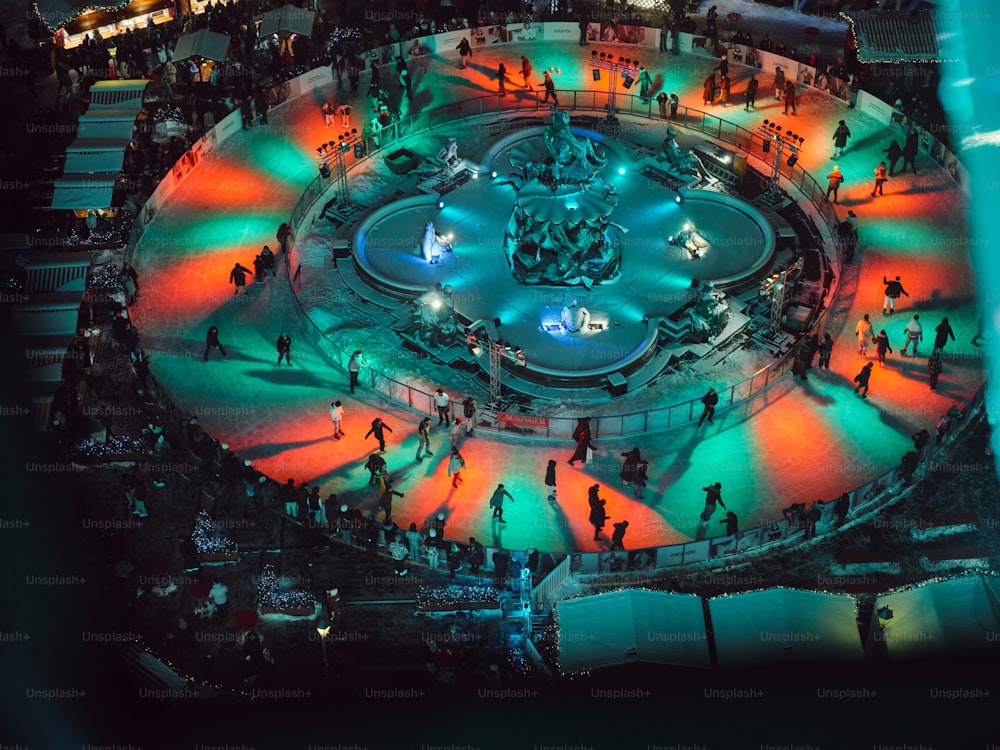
xmin=88 ymin=79 xmax=151 ymax=109
xmin=58 ymin=0 xmax=173 ymax=36
xmin=876 ymin=573 xmax=1000 ymax=660
xmin=258 ymin=4 xmax=316 ymax=38
xmin=172 ymin=29 xmax=231 ymax=63
xmin=708 ymin=587 xmax=864 ymax=670
xmin=841 ymin=10 xmax=958 ymax=63
xmin=555 ymin=589 xmax=710 ymax=674
xmin=79 ymin=108 xmax=143 ymax=122
xmin=50 ymin=175 xmax=119 ymax=210
xmin=63 ymin=149 xmax=126 ymax=175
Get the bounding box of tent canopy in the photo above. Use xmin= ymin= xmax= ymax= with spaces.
xmin=258 ymin=4 xmax=316 ymax=38
xmin=877 ymin=573 xmax=1000 ymax=660
xmin=556 ymin=589 xmax=710 ymax=674
xmin=50 ymin=176 xmax=118 ymax=210
xmin=63 ymin=149 xmax=126 ymax=175
xmin=708 ymin=587 xmax=864 ymax=670
xmin=88 ymin=79 xmax=150 ymax=109
xmin=76 ymin=119 xmax=136 ymax=141
xmin=171 ymin=29 xmax=231 ymax=63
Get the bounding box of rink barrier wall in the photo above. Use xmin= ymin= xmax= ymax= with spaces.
xmin=122 ymin=26 xmax=982 ymax=570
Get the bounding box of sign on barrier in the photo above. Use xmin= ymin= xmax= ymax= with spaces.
xmin=499 ymin=413 xmax=549 ymax=429
xmin=682 ymin=540 xmax=710 ymax=565
xmin=657 ymin=544 xmax=685 ymax=568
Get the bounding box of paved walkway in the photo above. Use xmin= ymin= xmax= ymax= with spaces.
xmin=129 ymin=31 xmax=982 ymax=554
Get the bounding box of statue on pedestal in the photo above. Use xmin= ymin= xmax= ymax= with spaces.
xmin=660 ymin=127 xmax=712 ymax=182
xmin=687 ymin=281 xmax=730 ymax=342
xmin=420 ymin=222 xmax=453 ymax=264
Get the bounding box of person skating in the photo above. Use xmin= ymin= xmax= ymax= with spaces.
xmin=365 ymin=418 xmax=393 ymax=452
xmin=637 ymin=66 xmax=652 ymax=104
xmin=855 ymin=314 xmax=873 ymax=356
xmin=456 ymin=37 xmax=472 ymax=69
xmin=927 ymin=352 xmax=943 ymax=390
xmin=932 ymin=317 xmax=956 ymax=354
xmin=720 ymin=511 xmax=738 ymax=536
xmin=377 ymin=479 xmax=403 ymax=522
xmin=669 ymin=92 xmax=679 ymax=119
xmin=496 ymin=62 xmax=507 ymax=96
xmin=260 ymin=245 xmax=275 ymax=277
xmin=610 ymin=520 xmax=629 ymax=550
xmin=542 ymin=71 xmax=559 ymax=107
xmin=744 ymin=74 xmax=757 ymax=111
xmin=449 ymin=418 xmax=465 ymax=450
xmin=783 ymin=80 xmax=796 ymax=115
xmin=871 ymin=161 xmax=888 ymax=197
xmin=883 ymin=139 xmax=902 ymax=176
xmin=462 ymin=396 xmax=477 ymax=436
xmin=772 ymin=66 xmax=785 ymax=101
xmin=882 ymin=276 xmax=909 ymax=315
xmin=567 ymin=426 xmax=594 ymax=466
xmin=348 ymin=350 xmax=363 ymax=393
xmin=632 ymin=463 xmax=648 ymax=499
xmin=330 ymin=400 xmax=345 ymax=439
xmin=700 ymin=482 xmax=726 ymax=521
xmin=657 ymin=91 xmax=668 ymax=118
xmin=901 ymin=129 xmax=918 ymax=174
xmin=229 ymin=262 xmax=252 ymax=295
xmin=832 ymin=120 xmax=851 ymax=159
xmin=900 ymin=315 xmax=923 ymax=356
xmin=489 ymin=484 xmax=514 ymax=523
xmin=433 ymin=388 xmax=451 ymax=426
xmin=619 ymin=447 xmax=646 ymax=486
xmin=702 ymin=72 xmax=715 ymax=105
xmin=818 ymin=333 xmax=834 ymax=369
xmin=364 ymin=453 xmax=386 ymax=486
xmin=447 ymin=448 xmax=466 ymax=487
xmin=853 ymin=361 xmax=873 ymax=398
xmin=874 ymin=329 xmax=892 ymax=366
xmin=415 ymin=417 xmax=432 ymax=461
xmin=544 ymin=459 xmax=557 ymax=492
xmin=520 ymin=56 xmax=533 ymax=90
xmin=825 ymin=166 xmax=844 ymax=203
xmin=276 ymin=333 xmax=292 ymax=366
xmin=698 ymin=388 xmax=718 ymax=426
xmin=589 ymin=497 xmax=609 ymax=541
xmin=204 ymin=325 xmax=226 ymax=361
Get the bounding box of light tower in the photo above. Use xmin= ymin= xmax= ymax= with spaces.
xmin=589 ymin=50 xmax=640 ymax=134
xmin=756 ymin=119 xmax=804 ymax=208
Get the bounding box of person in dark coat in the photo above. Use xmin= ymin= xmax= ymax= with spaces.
xmin=377 ymin=480 xmax=404 ymax=522
xmin=568 ymin=418 xmax=593 ymax=466
xmin=882 ymin=276 xmax=909 ymax=315
xmin=783 ymin=80 xmax=796 ymax=115
xmin=744 ymin=74 xmax=758 ymax=111
xmin=365 ymin=418 xmax=392 ymax=451
xmin=700 ymin=482 xmax=725 ymax=521
xmin=493 ymin=548 xmax=510 ymax=587
xmin=853 ymin=361 xmax=873 ymax=398
xmin=833 ymin=493 xmax=850 ymax=526
xmin=252 ymin=254 xmax=265 ymax=282
xmin=932 ymin=317 xmax=956 ymax=353
xmin=204 ymin=325 xmax=226 ymax=360
xmin=610 ymin=520 xmax=629 ymax=550
xmin=901 ymin=129 xmax=918 ymax=174
xmin=832 ymin=120 xmax=851 ymax=158
xmin=589 ymin=498 xmax=608 ymax=541
xmin=496 ymin=62 xmax=507 ymax=96
xmin=456 ymin=37 xmax=472 ymax=69
xmin=254 ymin=88 xmax=269 ymax=125
xmin=587 ymin=483 xmax=601 ymax=510
xmin=276 ymin=333 xmax=291 ymax=366
xmin=542 ymin=70 xmax=559 ymax=107
xmin=260 ymin=245 xmax=276 ymax=276
xmin=818 ymin=333 xmax=834 ymax=369
xmin=871 ymin=161 xmax=888 ymax=197
xmin=364 ymin=453 xmax=386 ymax=486
xmin=468 ymin=537 xmax=485 ymax=574
xmin=632 ymin=463 xmax=648 ymax=499
xmin=229 ymin=262 xmax=252 ymax=295
xmin=791 ymin=338 xmax=810 ymax=382
xmin=698 ymin=388 xmax=718 ymax=426
xmin=489 ymin=484 xmax=514 ymax=523
xmin=702 ymin=73 xmax=715 ymax=105
xmin=927 ymin=352 xmax=943 ymax=390
xmin=805 ymin=333 xmax=820 ymax=369
xmin=720 ymin=511 xmax=738 ymax=535
xmin=619 ymin=447 xmax=647 ymax=486
xmin=874 ymin=329 xmax=892 ymax=366
xmin=883 ymin=139 xmax=902 ymax=176
xmin=544 ymin=459 xmax=557 ymax=491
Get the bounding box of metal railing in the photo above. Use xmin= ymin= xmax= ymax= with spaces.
xmin=287 ymin=89 xmax=843 ymax=437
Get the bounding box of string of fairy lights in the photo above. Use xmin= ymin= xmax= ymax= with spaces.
xmin=191 ymin=509 xmax=237 ymax=555
xmin=256 ymin=563 xmax=316 ymax=611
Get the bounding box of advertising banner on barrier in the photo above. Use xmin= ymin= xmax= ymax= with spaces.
xmin=657 ymin=544 xmax=685 ymax=567
xmin=214 ymin=108 xmax=243 ymax=145
xmin=291 ymin=66 xmax=333 ymax=99
xmin=546 ymin=22 xmax=578 ymax=43
xmin=499 ymin=413 xmax=549 ymax=429
xmin=857 ymin=89 xmax=893 ymax=126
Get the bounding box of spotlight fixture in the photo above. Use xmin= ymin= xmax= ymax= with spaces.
xmin=618 ymin=167 xmax=626 ymax=175
xmin=591 ymin=50 xmax=597 ymax=57
xmin=762 ymin=139 xmax=770 ymax=153
xmin=491 ymin=170 xmax=498 ymax=178
xmin=786 ymin=154 xmax=798 ymax=167
xmin=438 ymin=200 xmax=445 ymax=209
xmin=675 ymin=194 xmax=683 ymax=204
xmin=593 ymin=69 xmax=601 ymax=81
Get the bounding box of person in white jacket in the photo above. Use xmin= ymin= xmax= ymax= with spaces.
xmin=329 ymin=400 xmax=345 ymax=438
xmin=901 ymin=314 xmax=923 ymax=356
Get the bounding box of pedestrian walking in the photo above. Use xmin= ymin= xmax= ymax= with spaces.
xmin=415 ymin=417 xmax=433 ymax=461
xmin=448 ymin=448 xmax=466 ymax=487
xmin=818 ymin=333 xmax=833 ymax=369
xmin=520 ymin=56 xmax=533 ymax=90
xmin=874 ymin=329 xmax=892 ymax=366
xmin=791 ymin=338 xmax=811 ymax=382
xmin=462 ymin=396 xmax=477 ymax=436
xmin=932 ymin=317 xmax=956 ymax=354
xmin=330 ymin=400 xmax=345 ymax=439
xmin=545 ymin=459 xmax=556 ymax=494
xmin=610 ymin=520 xmax=629 ymax=550
xmin=882 ymin=276 xmax=909 ymax=315
xmin=832 ymin=120 xmax=851 ymax=158
xmin=276 ymin=333 xmax=292 ymax=366
xmin=543 ymin=71 xmax=559 ymax=107
xmin=901 ymin=315 xmax=923 ymax=356
xmin=365 ymin=417 xmax=393 ymax=451
xmin=901 ymin=129 xmax=918 ymax=174
xmin=433 ymin=388 xmax=451 ymax=426
xmin=456 ymin=37 xmax=472 ymax=69
xmin=783 ymin=80 xmax=796 ymax=115
xmin=853 ymin=361 xmax=873 ymax=398
xmin=497 ymin=62 xmax=507 ymax=96
xmin=619 ymin=447 xmax=646 ymax=487
xmin=698 ymin=388 xmax=718 ymax=426
xmin=348 ymin=350 xmax=362 ymax=393
xmin=567 ymin=418 xmax=594 ymax=466
xmin=826 ymin=166 xmax=844 ymax=203
xmin=702 ymin=72 xmax=715 ymax=105
xmin=871 ymin=161 xmax=888 ymax=197
xmin=744 ymin=74 xmax=757 ymax=110
xmin=589 ymin=497 xmax=609 ymax=541
xmin=204 ymin=325 xmax=227 ymax=360
xmin=632 ymin=463 xmax=648 ymax=499
xmin=927 ymin=352 xmax=943 ymax=390
xmin=489 ymin=484 xmax=514 ymax=523
xmin=700 ymin=482 xmax=726 ymax=521
xmin=884 ymin=139 xmax=902 ymax=176
xmin=719 ymin=75 xmax=731 ymax=107
xmin=229 ymin=262 xmax=252 ymax=295
xmin=773 ymin=66 xmax=785 ymax=101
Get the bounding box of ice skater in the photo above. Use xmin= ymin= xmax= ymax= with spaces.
xmin=832 ymin=120 xmax=851 ymax=159
xmin=276 ymin=333 xmax=292 ymax=366
xmin=448 ymin=448 xmax=466 ymax=487
xmin=855 ymin=314 xmax=873 ymax=356
xmin=698 ymin=388 xmax=718 ymax=426
xmin=520 ymin=56 xmax=533 ymax=90
xmin=901 ymin=315 xmax=923 ymax=356
xmin=415 ymin=417 xmax=432 ymax=461
xmin=589 ymin=498 xmax=608 ymax=541
xmin=365 ymin=417 xmax=393 ymax=451
xmin=853 ymin=361 xmax=873 ymax=398
xmin=489 ymin=484 xmax=514 ymax=523
xmin=204 ymin=325 xmax=226 ymax=361
xmin=544 ymin=459 xmax=557 ymax=492
xmin=882 ymin=276 xmax=909 ymax=315
xmin=330 ymin=400 xmax=345 ymax=439
xmin=874 ymin=329 xmax=892 ymax=366
xmin=932 ymin=317 xmax=956 ymax=354
xmin=229 ymin=262 xmax=252 ymax=295
xmin=700 ymin=482 xmax=726 ymax=522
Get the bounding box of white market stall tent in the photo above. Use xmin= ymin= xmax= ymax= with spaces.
xmin=258 ymin=4 xmax=315 ymax=38
xmin=876 ymin=573 xmax=1000 ymax=660
xmin=708 ymin=588 xmax=864 ymax=670
xmin=171 ymin=29 xmax=231 ymax=63
xmin=555 ymin=589 xmax=710 ymax=674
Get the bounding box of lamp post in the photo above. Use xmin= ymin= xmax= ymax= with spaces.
xmin=316 ymin=618 xmax=331 ymax=676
